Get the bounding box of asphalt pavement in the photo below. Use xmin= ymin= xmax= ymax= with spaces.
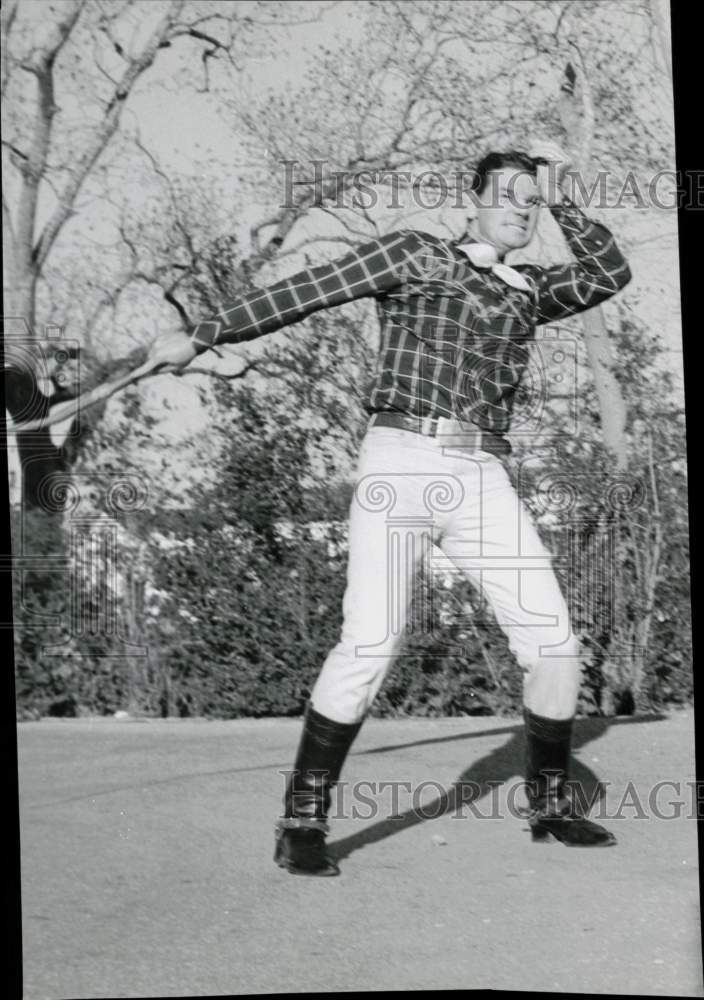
xmin=16 ymin=709 xmax=703 ymax=997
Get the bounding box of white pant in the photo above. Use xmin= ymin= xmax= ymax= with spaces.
xmin=311 ymin=426 xmax=581 ymax=724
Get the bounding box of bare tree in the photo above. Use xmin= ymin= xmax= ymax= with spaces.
xmin=4 ymin=0 xmax=675 ymax=507
xmin=2 ymin=0 xmax=322 ymax=507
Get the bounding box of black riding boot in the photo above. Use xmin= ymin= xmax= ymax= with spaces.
xmin=524 ymin=708 xmax=616 ymax=847
xmin=274 ymin=703 xmax=363 ymax=876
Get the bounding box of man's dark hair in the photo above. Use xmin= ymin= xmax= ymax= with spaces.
xmin=470 ymin=150 xmax=539 ymax=196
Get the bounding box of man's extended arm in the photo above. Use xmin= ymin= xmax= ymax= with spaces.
xmin=529 ymin=198 xmax=632 ymax=324
xmin=188 ymin=230 xmax=422 ymax=355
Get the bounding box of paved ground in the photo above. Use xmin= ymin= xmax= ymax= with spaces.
xmin=16 ymin=710 xmax=702 ymax=998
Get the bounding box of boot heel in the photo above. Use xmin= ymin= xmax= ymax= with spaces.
xmin=273 ymin=824 xmax=291 ymax=867
xmin=530 ymin=824 xmax=554 ymax=843
xmin=273 ymin=827 xmax=340 ymax=876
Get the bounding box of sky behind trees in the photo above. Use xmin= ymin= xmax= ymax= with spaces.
xmin=4 ymin=0 xmax=682 ymax=504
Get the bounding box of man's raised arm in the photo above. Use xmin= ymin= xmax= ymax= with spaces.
xmin=187 ymin=230 xmax=422 ymax=355
xmin=529 ymin=198 xmax=632 ymax=325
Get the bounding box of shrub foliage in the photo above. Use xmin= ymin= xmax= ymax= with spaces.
xmin=12 ymin=315 xmax=692 ymax=719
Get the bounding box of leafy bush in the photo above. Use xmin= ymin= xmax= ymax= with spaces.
xmin=12 ymin=314 xmax=692 ymax=719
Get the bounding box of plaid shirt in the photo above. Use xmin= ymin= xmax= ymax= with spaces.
xmin=190 ymin=198 xmax=631 ymax=434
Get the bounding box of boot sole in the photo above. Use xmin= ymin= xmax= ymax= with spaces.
xmin=273 ymin=842 xmax=340 ymax=876
xmin=276 ymin=861 xmax=340 ymax=876
xmin=274 ymin=855 xmax=340 ymax=876
xmin=529 ymin=824 xmax=617 ymax=847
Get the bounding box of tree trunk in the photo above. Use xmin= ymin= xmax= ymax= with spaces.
xmin=579 ymin=310 xmax=628 ymax=467
xmin=3 ymin=1 xmax=182 ymax=510
xmin=558 ymin=50 xmax=629 ymax=470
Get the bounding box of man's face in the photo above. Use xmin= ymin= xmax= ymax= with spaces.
xmin=474 ymin=167 xmax=540 ymax=254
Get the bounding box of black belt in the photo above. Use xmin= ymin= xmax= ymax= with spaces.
xmin=368 ymin=412 xmax=511 ymax=457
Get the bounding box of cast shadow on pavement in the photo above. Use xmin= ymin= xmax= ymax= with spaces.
xmin=328 ymin=713 xmax=666 ymax=864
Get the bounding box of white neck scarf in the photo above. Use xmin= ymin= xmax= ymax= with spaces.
xmin=456 ymin=241 xmax=532 ymax=293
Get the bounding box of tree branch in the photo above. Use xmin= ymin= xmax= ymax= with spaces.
xmin=181 ymin=359 xmax=262 ymax=383
xmin=12 ymin=0 xmax=84 ymax=289
xmin=648 ymin=0 xmax=672 ymax=82
xmin=32 ymin=0 xmax=186 ymax=272
xmin=0 ymin=0 xmax=19 ymax=95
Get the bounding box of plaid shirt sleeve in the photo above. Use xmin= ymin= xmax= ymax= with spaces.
xmin=188 ymin=230 xmax=423 ymax=354
xmin=530 ymin=198 xmax=632 ymax=324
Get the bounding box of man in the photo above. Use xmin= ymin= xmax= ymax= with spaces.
xmin=149 ymin=141 xmax=632 ymax=876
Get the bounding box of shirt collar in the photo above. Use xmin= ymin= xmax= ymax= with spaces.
xmin=453 ymin=233 xmax=502 ymax=268
xmin=452 ymin=234 xmax=532 ymax=293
